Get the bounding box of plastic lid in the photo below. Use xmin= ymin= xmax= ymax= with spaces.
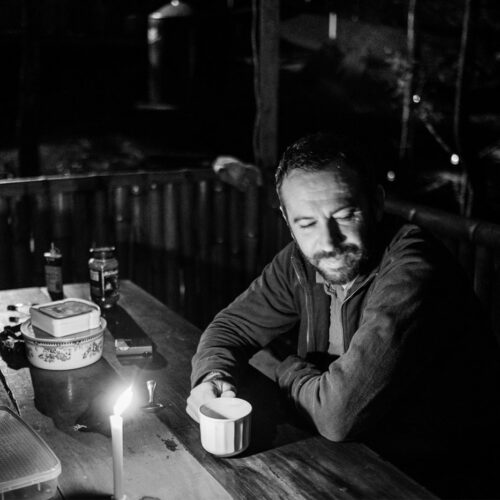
xmin=89 ymin=246 xmax=116 ymax=259
xmin=20 ymin=318 xmax=107 ymax=343
xmin=35 ymin=299 xmax=98 ymax=320
xmin=0 ymin=407 xmax=61 ymax=493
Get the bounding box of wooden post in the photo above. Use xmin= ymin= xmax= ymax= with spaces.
xmin=17 ymin=0 xmax=41 ymax=177
xmin=255 ymin=0 xmax=280 ymax=169
xmin=254 ymin=1 xmax=280 ymax=273
xmin=399 ymin=0 xmax=417 ymax=164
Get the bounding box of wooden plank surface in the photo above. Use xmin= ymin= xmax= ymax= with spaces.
xmin=0 ymin=282 xmax=437 ymax=500
xmin=0 ymin=284 xmax=230 ymax=500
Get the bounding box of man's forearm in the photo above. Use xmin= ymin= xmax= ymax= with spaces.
xmin=275 ymin=349 xmax=395 ymax=442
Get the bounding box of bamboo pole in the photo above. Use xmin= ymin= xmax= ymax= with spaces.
xmin=130 ymin=184 xmax=147 ymax=289
xmin=229 ymin=187 xmax=243 ymax=297
xmin=212 ymin=180 xmax=227 ymax=315
xmin=147 ymin=182 xmax=163 ymax=300
xmin=71 ymin=191 xmax=90 ymax=282
xmin=0 ymin=197 xmax=12 ymax=287
xmin=31 ymin=191 xmax=51 ymax=285
xmin=162 ymin=182 xmax=180 ymax=311
xmin=196 ymin=180 xmax=211 ymax=324
xmin=112 ymin=185 xmax=131 ymax=279
xmin=49 ymin=190 xmax=72 ymax=286
xmin=244 ymin=185 xmax=259 ymax=282
xmin=180 ymin=180 xmax=195 ymax=320
xmin=92 ymin=190 xmax=108 ymax=247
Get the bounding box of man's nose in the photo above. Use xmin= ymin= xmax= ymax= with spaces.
xmin=318 ymin=219 xmax=344 ymax=250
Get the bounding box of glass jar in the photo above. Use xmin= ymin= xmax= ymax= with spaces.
xmin=88 ymin=246 xmax=119 ymax=309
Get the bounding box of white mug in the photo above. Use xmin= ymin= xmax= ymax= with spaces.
xmin=199 ymin=397 xmax=252 ymax=457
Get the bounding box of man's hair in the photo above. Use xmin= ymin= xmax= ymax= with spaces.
xmin=275 ymin=132 xmax=376 ymax=199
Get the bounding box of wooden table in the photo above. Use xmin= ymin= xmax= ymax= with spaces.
xmin=0 ymin=281 xmax=437 ymax=500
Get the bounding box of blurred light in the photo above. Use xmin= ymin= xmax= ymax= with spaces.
xmin=386 ymin=170 xmax=396 ymax=182
xmin=450 ymin=154 xmax=460 ymax=165
xmin=412 ymin=94 xmax=421 ymax=104
xmin=113 ymin=386 xmax=133 ymax=416
xmin=171 ymin=0 xmax=180 ymax=5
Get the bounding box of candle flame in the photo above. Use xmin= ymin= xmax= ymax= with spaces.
xmin=113 ymin=386 xmax=133 ymax=416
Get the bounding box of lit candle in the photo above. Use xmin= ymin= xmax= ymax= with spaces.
xmin=110 ymin=386 xmax=133 ymax=500
xmin=329 ymin=12 xmax=337 ymax=40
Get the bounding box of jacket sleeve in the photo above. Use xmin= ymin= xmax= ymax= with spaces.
xmin=191 ymin=244 xmax=300 ymax=388
xmin=276 ymin=231 xmax=453 ymax=442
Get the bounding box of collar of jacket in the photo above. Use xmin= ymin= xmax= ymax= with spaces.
xmin=289 ymin=243 xmax=380 ymax=354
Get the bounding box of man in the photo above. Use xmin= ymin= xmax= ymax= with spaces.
xmin=187 ymin=132 xmax=500 ymax=497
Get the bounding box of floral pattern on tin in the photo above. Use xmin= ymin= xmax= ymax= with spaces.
xmin=82 ymin=342 xmax=102 ymax=359
xmin=27 ymin=336 xmax=103 ymax=364
xmin=37 ymin=346 xmax=72 ymax=363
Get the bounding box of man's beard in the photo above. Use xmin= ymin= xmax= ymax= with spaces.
xmin=309 ymin=244 xmax=367 ymax=285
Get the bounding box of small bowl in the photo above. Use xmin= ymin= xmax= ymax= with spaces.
xmin=20 ymin=318 xmax=107 ymax=370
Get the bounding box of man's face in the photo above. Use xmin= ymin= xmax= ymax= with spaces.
xmin=280 ymin=165 xmax=378 ymax=285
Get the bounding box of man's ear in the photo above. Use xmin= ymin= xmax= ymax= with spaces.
xmin=375 ymin=185 xmax=385 ymax=222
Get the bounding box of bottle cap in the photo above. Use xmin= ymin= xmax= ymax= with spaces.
xmin=90 ymin=246 xmax=116 ymax=259
xmin=44 ymin=243 xmax=61 ymax=259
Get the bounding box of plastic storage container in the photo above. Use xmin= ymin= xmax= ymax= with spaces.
xmin=29 ymin=298 xmax=101 ymax=338
xmin=0 ymin=406 xmax=61 ymax=499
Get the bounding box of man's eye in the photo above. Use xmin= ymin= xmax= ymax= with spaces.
xmin=298 ymin=221 xmax=315 ymax=229
xmin=336 ymin=211 xmax=361 ymax=222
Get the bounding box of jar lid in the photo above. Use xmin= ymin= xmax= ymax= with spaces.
xmin=89 ymin=246 xmax=116 ymax=258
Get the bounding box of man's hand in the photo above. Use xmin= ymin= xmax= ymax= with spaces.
xmin=186 ymin=377 xmax=236 ymax=423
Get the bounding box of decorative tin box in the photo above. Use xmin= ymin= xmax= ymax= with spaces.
xmin=20 ymin=318 xmax=106 ymax=370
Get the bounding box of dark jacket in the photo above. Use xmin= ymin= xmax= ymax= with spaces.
xmin=191 ymin=217 xmax=500 ymax=458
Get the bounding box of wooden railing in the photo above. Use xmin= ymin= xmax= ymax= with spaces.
xmin=385 ymin=198 xmax=500 ymax=342
xmin=1 ymin=170 xmax=500 ymax=337
xmin=0 ymin=169 xmax=289 ymax=327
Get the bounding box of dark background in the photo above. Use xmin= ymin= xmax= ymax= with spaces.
xmin=0 ymin=0 xmax=499 ymax=218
